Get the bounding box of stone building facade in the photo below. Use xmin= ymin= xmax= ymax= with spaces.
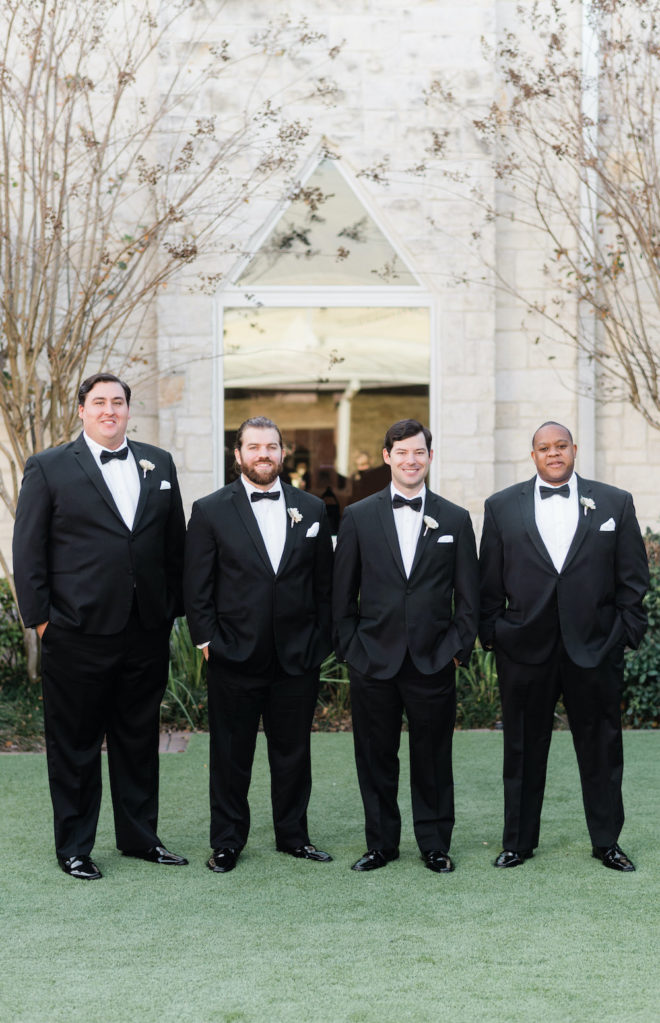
xmin=2 ymin=0 xmax=658 ymax=566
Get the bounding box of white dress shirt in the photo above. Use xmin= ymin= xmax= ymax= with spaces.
xmin=83 ymin=432 xmax=140 ymax=530
xmin=391 ymin=483 xmax=425 ymax=578
xmin=241 ymin=475 xmax=286 ymax=573
xmin=534 ymin=472 xmax=579 ymax=572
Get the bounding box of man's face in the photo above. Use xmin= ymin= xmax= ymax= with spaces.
xmin=78 ymin=381 xmax=130 ymax=450
xmin=235 ymin=426 xmax=283 ymax=489
xmin=531 ymin=425 xmax=576 ymax=484
xmin=383 ymin=432 xmax=432 ymax=495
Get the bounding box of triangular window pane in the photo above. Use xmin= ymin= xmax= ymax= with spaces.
xmin=238 ymin=159 xmax=418 ymax=286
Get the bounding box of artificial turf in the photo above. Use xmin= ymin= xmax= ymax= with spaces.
xmin=1 ymin=731 xmax=658 ymax=1022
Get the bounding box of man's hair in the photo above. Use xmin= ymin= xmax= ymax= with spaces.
xmin=78 ymin=373 xmax=131 ymax=407
xmin=384 ymin=419 xmax=432 ymax=454
xmin=234 ymin=416 xmax=283 ymax=451
xmin=531 ymin=421 xmax=574 ymax=447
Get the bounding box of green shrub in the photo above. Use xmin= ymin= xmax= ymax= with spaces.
xmin=622 ymin=529 xmax=660 ymax=728
xmin=455 ymin=644 xmax=502 ymax=729
xmin=161 ymin=616 xmax=208 ymax=730
xmin=0 ymin=579 xmax=41 ymax=746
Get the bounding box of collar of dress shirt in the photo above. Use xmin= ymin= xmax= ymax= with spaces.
xmin=390 ymin=482 xmax=426 ymax=506
xmin=240 ymin=475 xmax=283 ymax=499
xmin=83 ymin=431 xmax=128 ymax=460
xmin=534 ymin=472 xmax=576 ymax=497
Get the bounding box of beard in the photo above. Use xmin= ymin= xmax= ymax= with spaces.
xmin=239 ymin=458 xmax=283 ymax=487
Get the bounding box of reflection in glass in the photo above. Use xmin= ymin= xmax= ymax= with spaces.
xmin=223 ymin=306 xmax=430 ymax=518
xmin=238 ymin=159 xmax=418 ymax=287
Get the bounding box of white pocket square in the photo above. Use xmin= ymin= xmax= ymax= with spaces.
xmin=160 ymin=480 xmax=171 ymax=490
xmin=306 ymin=522 xmax=320 ymax=538
xmin=437 ymin=534 xmax=454 ymax=543
xmin=599 ymin=518 xmax=615 ymax=532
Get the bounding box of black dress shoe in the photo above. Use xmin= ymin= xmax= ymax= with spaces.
xmin=58 ymin=854 xmax=102 ymax=880
xmin=277 ymin=843 xmax=333 ymax=862
xmin=207 ymin=848 xmax=238 ymax=873
xmin=592 ymin=843 xmax=635 ymax=872
xmin=351 ymin=848 xmax=399 ymax=872
xmin=493 ymin=848 xmax=534 ymax=868
xmin=422 ymin=849 xmax=454 ymax=873
xmin=122 ymin=845 xmax=188 ymax=865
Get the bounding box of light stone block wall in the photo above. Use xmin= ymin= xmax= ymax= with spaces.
xmin=4 ymin=0 xmax=660 ymax=582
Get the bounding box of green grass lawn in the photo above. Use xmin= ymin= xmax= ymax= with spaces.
xmin=1 ymin=731 xmax=659 ymax=1023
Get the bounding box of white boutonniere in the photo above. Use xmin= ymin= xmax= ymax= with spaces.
xmin=580 ymin=496 xmax=596 ymax=517
xmin=139 ymin=458 xmax=155 ymax=479
xmin=287 ymin=507 xmax=303 ymax=528
xmin=423 ymin=514 xmax=439 ymax=537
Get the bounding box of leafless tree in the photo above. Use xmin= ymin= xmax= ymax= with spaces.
xmin=422 ymin=0 xmax=660 ymax=428
xmin=0 ymin=0 xmax=340 ymax=673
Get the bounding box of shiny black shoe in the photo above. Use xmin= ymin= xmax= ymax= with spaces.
xmin=58 ymin=854 xmax=102 ymax=880
xmin=351 ymin=848 xmax=399 ymax=872
xmin=592 ymin=843 xmax=635 ymax=872
xmin=277 ymin=843 xmax=333 ymax=862
xmin=122 ymin=845 xmax=188 ymax=865
xmin=422 ymin=849 xmax=455 ymax=873
xmin=207 ymin=848 xmax=238 ymax=873
xmin=493 ymin=848 xmax=534 ymax=868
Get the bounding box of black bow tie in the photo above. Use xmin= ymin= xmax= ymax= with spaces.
xmin=251 ymin=490 xmax=280 ymax=503
xmin=540 ymin=483 xmax=570 ymax=500
xmin=392 ymin=495 xmax=422 ymax=512
xmin=100 ymin=447 xmax=129 ymax=464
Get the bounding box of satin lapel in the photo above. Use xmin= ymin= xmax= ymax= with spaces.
xmin=72 ymin=433 xmax=127 ymax=528
xmin=277 ymin=483 xmax=303 ymax=575
xmin=128 ymin=441 xmax=151 ymax=531
xmin=409 ymin=490 xmax=440 ymax=579
xmin=519 ymin=477 xmax=556 ymax=571
xmin=376 ymin=487 xmax=407 ymax=581
xmin=230 ymin=480 xmax=274 ymax=575
xmin=561 ymin=475 xmax=594 ymax=572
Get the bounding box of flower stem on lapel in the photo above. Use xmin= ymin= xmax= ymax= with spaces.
xmin=287 ymin=506 xmax=302 ymax=528
xmin=579 ymin=496 xmax=596 ymax=517
xmin=423 ymin=514 xmax=439 ymax=537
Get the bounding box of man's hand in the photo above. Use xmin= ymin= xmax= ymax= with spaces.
xmin=202 ymin=644 xmax=209 ymax=662
xmin=36 ymin=622 xmax=48 ymax=638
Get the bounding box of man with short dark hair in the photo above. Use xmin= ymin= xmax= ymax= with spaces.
xmin=13 ymin=373 xmax=188 ymax=879
xmin=184 ymin=416 xmax=334 ymax=873
xmin=480 ymin=421 xmax=649 ymax=871
xmin=333 ymin=419 xmax=479 ymax=873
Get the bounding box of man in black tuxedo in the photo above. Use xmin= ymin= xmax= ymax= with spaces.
xmin=480 ymin=421 xmax=649 ymax=871
xmin=12 ymin=373 xmax=188 ymax=880
xmin=333 ymin=419 xmax=479 ymax=874
xmin=184 ymin=416 xmax=334 ymax=873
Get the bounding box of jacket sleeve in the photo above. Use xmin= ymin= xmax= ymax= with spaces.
xmin=164 ymin=455 xmax=186 ymax=619
xmin=478 ymin=499 xmax=506 ymax=650
xmin=450 ymin=510 xmax=480 ymax=665
xmin=183 ymin=500 xmax=220 ymax=646
xmin=313 ymin=505 xmax=334 ymax=658
xmin=332 ymin=507 xmax=361 ymax=662
xmin=614 ymin=493 xmax=649 ymax=649
xmin=12 ymin=456 xmax=53 ymax=628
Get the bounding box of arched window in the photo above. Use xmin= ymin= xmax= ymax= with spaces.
xmin=216 ymin=156 xmax=434 ymax=527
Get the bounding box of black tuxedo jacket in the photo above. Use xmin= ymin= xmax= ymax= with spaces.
xmin=12 ymin=434 xmax=185 ymax=633
xmin=479 ymin=474 xmax=649 ymax=668
xmin=183 ymin=480 xmax=333 ymax=676
xmin=332 ymin=486 xmax=479 ymax=678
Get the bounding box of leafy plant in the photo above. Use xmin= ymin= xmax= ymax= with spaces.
xmin=455 ymin=644 xmax=501 ymax=730
xmin=623 ymin=529 xmax=660 ymax=728
xmin=161 ymin=617 xmax=208 ymax=731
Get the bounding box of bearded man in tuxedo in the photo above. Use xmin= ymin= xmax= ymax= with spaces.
xmin=480 ymin=421 xmax=649 ymax=871
xmin=333 ymin=419 xmax=479 ymax=874
xmin=184 ymin=417 xmax=334 ymax=873
xmin=12 ymin=373 xmax=188 ymax=880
